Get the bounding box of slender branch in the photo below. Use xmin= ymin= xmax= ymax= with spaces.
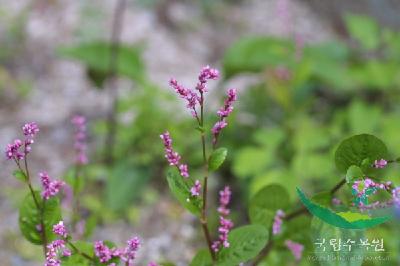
xmin=17 ymin=158 xmax=48 ymax=256
xmin=251 ymin=178 xmax=347 ymax=265
xmin=198 ymin=91 xmax=216 ymax=261
xmin=71 ymin=164 xmax=82 ymax=233
xmin=67 ymin=241 xmax=95 ymax=262
xmin=104 ymin=0 xmax=127 ymax=164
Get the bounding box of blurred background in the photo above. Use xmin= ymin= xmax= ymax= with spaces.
xmin=1 ymin=0 xmax=400 ymax=265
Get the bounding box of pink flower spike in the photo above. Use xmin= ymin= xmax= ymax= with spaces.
xmin=217 ymin=186 xmax=232 ymax=215
xmin=213 ymin=186 xmax=233 ymax=252
xmin=196 ymin=66 xmax=219 ymax=93
xmin=190 ymin=180 xmax=202 ymax=196
xmin=53 ymin=221 xmax=68 ymax=238
xmin=285 ymin=240 xmax=304 ymax=261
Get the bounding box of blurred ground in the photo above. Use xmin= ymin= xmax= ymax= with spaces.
xmin=0 ymin=0 xmax=332 ymax=265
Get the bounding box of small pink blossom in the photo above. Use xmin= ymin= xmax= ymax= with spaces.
xmin=272 ymin=209 xmax=285 ymax=235
xmin=179 ymin=164 xmax=189 ymax=178
xmin=374 ymin=159 xmax=388 ymax=169
xmin=217 ymin=186 xmax=232 ymax=216
xmin=53 ymin=221 xmax=68 ymax=238
xmin=285 ymin=240 xmax=304 ymax=261
xmin=190 ymin=180 xmax=202 ymax=196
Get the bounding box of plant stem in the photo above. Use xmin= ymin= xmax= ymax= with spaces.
xmin=71 ymin=164 xmax=82 ymax=233
xmin=251 ymin=178 xmax=347 ymax=265
xmin=198 ymin=92 xmax=216 ymax=261
xmin=18 ymin=158 xmax=48 ymax=256
xmin=67 ymin=240 xmax=95 ymax=262
xmin=104 ymin=0 xmax=127 ymax=164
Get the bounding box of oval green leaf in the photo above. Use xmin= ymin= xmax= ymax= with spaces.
xmin=216 ymin=225 xmax=269 ymax=265
xmin=190 ymin=249 xmax=212 ymax=266
xmin=208 ymin=148 xmax=228 ymax=172
xmin=249 ymin=184 xmax=290 ymax=228
xmin=334 ymin=134 xmax=388 ymax=173
xmin=19 ymin=191 xmax=62 ymax=245
xmin=166 ymin=169 xmax=202 ymax=216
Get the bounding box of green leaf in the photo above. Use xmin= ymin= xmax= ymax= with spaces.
xmin=222 ymin=37 xmax=294 ymax=78
xmin=217 ymin=225 xmax=269 ymax=265
xmin=249 ymin=184 xmax=290 ymax=228
xmin=334 ymin=134 xmax=388 ymax=173
xmin=61 ymin=241 xmax=93 ymax=266
xmin=345 ymin=15 xmax=380 ymax=50
xmin=19 ymin=191 xmax=62 ymax=245
xmin=13 ymin=170 xmax=26 ymax=182
xmin=57 ymin=42 xmax=145 ymax=85
xmin=208 ymin=148 xmax=228 ymax=171
xmin=297 ymin=188 xmax=391 ymax=229
xmin=106 ymin=163 xmax=149 ymax=212
xmin=311 ymin=217 xmax=365 ymax=266
xmin=166 ymin=168 xmax=202 ymax=216
xmin=190 ymin=249 xmax=212 ymax=266
xmin=345 ymin=165 xmax=364 ymax=184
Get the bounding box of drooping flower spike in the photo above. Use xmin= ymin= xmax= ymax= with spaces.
xmin=160 ymin=131 xmax=190 ymax=178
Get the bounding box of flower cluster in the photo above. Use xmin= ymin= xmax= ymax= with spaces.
xmin=5 ymin=122 xmax=39 ymax=160
xmin=160 ymin=131 xmax=189 ymax=178
xmin=121 ymin=237 xmax=141 ymax=266
xmin=285 ymin=240 xmax=304 ymax=261
xmin=272 ymin=209 xmax=285 ymax=235
xmin=212 ymin=88 xmax=237 ymax=146
xmin=71 ymin=115 xmax=88 ymax=165
xmin=212 ymin=186 xmax=234 ymax=252
xmin=94 ymin=240 xmax=121 ymax=263
xmin=45 ymin=240 xmax=71 ymax=266
xmin=373 ymin=159 xmax=388 ymax=169
xmin=94 ymin=236 xmax=142 ymax=266
xmin=352 ymin=178 xmax=391 ymax=199
xmin=53 ymin=221 xmax=68 ymax=238
xmin=40 ymin=172 xmax=65 ymax=200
